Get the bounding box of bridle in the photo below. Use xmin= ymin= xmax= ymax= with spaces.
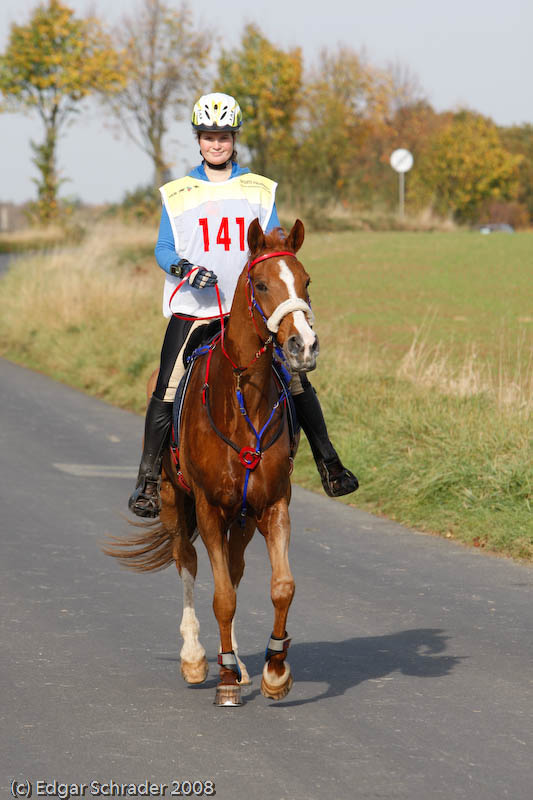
xmin=169 ymin=249 xmax=314 ymax=376
xmin=245 ymin=250 xmax=315 ymax=336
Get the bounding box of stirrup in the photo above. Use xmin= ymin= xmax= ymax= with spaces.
xmin=317 ymin=457 xmax=359 ymax=498
xmin=128 ymin=476 xmax=161 ymax=518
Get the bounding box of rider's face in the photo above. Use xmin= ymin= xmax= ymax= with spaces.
xmin=199 ymin=131 xmax=234 ymax=165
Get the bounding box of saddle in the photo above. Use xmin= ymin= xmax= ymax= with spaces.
xmin=170 ymin=323 xmax=299 ymax=486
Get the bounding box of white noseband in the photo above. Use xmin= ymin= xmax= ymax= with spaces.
xmin=266 ymin=299 xmax=315 ymax=334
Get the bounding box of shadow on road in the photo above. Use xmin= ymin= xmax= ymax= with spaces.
xmin=179 ymin=628 xmax=462 ymax=707
xmin=273 ymin=627 xmax=463 ymax=707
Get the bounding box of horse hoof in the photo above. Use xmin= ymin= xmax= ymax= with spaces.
xmin=214 ymin=683 xmax=242 ymax=707
xmin=181 ymin=657 xmax=208 ymax=684
xmin=261 ymin=663 xmax=293 ymax=700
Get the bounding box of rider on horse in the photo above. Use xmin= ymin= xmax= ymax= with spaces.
xmin=129 ymin=92 xmax=358 ymax=519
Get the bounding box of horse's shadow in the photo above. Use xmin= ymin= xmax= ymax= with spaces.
xmin=178 ymin=627 xmax=463 ymax=707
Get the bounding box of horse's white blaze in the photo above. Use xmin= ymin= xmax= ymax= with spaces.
xmin=278 ymin=260 xmax=316 ymax=351
xmin=179 ymin=568 xmax=206 ymax=666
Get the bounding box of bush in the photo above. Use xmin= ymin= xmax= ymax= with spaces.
xmin=476 ymin=200 xmax=531 ymax=229
xmin=108 ymin=184 xmax=161 ymax=223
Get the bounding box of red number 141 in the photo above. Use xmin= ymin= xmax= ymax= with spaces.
xmin=199 ymin=217 xmax=245 ymax=252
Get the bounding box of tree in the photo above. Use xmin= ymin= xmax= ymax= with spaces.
xmin=0 ymin=0 xmax=124 ymax=222
xmin=104 ymin=0 xmax=211 ymax=189
xmin=293 ymin=47 xmax=393 ymax=207
xmin=500 ymin=123 xmax=533 ymax=224
xmin=416 ymin=111 xmax=522 ymax=222
xmin=358 ymin=100 xmax=447 ymax=211
xmin=217 ymin=24 xmax=302 ymax=176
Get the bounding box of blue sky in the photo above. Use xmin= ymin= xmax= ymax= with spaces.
xmin=1 ymin=0 xmax=532 ymax=203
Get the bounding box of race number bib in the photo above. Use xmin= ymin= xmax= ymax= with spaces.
xmin=160 ymin=175 xmax=277 ymax=318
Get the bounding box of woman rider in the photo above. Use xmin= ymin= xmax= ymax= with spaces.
xmin=129 ymin=92 xmax=358 ymax=518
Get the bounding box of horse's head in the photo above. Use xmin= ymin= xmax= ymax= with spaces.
xmin=247 ymin=219 xmax=319 ymax=372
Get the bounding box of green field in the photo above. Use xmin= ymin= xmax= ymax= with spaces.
xmin=1 ymin=225 xmax=531 ymax=559
xmin=303 ymin=230 xmax=532 ymax=370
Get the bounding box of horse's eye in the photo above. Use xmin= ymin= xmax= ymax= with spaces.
xmin=255 ymin=282 xmax=268 ymax=293
xmin=305 ymin=278 xmax=311 ymax=289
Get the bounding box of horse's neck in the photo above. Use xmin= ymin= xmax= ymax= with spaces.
xmin=221 ymin=279 xmax=274 ymax=410
xmin=224 ymin=271 xmax=266 ymax=367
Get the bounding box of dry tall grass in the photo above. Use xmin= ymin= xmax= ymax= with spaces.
xmin=398 ymin=322 xmax=533 ymax=412
xmin=0 ymin=222 xmax=164 ymax=411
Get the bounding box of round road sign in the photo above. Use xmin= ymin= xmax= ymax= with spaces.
xmin=390 ymin=149 xmax=414 ymax=173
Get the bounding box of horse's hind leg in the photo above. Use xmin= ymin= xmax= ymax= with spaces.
xmin=164 ymin=483 xmax=208 ymax=684
xmin=256 ymin=499 xmax=295 ymax=701
xmin=179 ymin=554 xmax=208 ymax=684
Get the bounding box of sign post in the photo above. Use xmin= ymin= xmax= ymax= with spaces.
xmin=390 ymin=149 xmax=413 ymax=218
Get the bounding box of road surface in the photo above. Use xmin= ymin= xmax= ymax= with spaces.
xmin=1 ymin=358 xmax=532 ymax=800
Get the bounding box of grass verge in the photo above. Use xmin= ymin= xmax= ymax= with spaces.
xmin=0 ymin=223 xmax=531 ymax=560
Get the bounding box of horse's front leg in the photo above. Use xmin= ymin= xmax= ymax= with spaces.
xmin=256 ymin=498 xmax=295 ymax=700
xmin=196 ymin=498 xmax=242 ymax=706
xmin=227 ymin=519 xmax=256 ymax=685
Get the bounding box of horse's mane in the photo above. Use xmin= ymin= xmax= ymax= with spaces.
xmin=263 ymin=226 xmax=290 ymax=250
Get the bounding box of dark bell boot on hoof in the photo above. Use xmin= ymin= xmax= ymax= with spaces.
xmin=292 ymin=377 xmax=359 ymax=498
xmin=128 ymin=395 xmax=173 ymax=519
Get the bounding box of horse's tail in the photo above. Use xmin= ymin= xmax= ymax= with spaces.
xmin=101 ymin=519 xmax=177 ymax=572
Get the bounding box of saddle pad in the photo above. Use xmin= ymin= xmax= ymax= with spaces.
xmin=182 ymin=318 xmax=226 ymax=367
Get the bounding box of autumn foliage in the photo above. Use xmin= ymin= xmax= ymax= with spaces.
xmin=0 ymin=5 xmax=531 ymax=226
xmin=0 ymin=0 xmax=124 ymax=222
xmin=216 ymin=27 xmax=529 ymax=225
xmin=217 ymin=24 xmax=302 ymax=177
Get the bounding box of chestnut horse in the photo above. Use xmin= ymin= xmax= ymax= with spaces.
xmin=104 ymin=219 xmax=317 ymax=706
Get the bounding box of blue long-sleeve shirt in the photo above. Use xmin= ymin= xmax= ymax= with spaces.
xmin=154 ymin=162 xmax=281 ymax=275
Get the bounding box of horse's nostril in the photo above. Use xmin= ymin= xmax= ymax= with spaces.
xmin=287 ymin=335 xmax=303 ymax=355
xmin=312 ymin=337 xmax=319 ymax=353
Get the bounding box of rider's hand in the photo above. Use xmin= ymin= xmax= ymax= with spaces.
xmin=188 ymin=266 xmax=218 ymax=289
xmin=170 ymin=259 xmax=217 ymax=289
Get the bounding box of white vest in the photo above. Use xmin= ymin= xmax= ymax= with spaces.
xmin=160 ymin=173 xmax=277 ymax=318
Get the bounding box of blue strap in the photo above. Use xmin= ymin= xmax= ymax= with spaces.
xmin=235 ymin=383 xmax=283 ymax=526
xmin=240 ymin=469 xmax=251 ymax=527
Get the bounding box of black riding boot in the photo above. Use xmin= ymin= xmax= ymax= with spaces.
xmin=293 ymin=379 xmax=358 ymax=497
xmin=128 ymin=395 xmax=173 ymax=518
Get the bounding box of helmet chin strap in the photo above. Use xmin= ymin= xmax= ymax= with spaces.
xmin=202 ymin=157 xmax=231 ymax=171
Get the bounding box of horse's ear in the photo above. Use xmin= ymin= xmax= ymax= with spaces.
xmin=247 ymin=218 xmax=266 ymax=254
xmin=286 ymin=219 xmax=305 ymax=253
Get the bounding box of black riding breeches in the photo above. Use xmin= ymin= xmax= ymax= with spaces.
xmin=153 ymin=316 xmax=196 ymax=400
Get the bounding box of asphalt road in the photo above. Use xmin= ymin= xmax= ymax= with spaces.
xmin=0 ymin=253 xmax=15 ymax=275
xmin=1 ymin=357 xmax=532 ymax=800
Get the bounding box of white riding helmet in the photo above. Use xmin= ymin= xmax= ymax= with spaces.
xmin=192 ymin=93 xmax=243 ymax=132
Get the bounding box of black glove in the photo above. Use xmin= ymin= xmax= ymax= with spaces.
xmin=188 ymin=266 xmax=218 ymax=289
xmin=170 ymin=258 xmax=217 ymax=289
